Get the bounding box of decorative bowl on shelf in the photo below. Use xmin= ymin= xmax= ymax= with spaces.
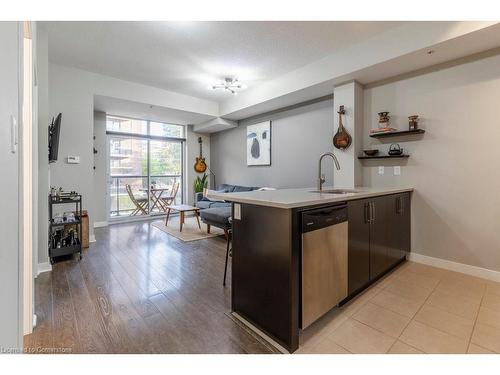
xmin=363 ymin=149 xmax=379 ymax=156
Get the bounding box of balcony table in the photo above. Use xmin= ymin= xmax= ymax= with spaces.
xmin=139 ymin=187 xmax=170 ymax=212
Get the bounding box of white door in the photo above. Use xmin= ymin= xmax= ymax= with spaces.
xmin=0 ymin=22 xmax=22 ymax=349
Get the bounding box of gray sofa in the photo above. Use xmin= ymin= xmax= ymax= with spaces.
xmin=196 ymin=184 xmax=259 ymax=233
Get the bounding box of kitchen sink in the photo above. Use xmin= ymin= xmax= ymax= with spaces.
xmin=310 ymin=189 xmax=360 ymax=194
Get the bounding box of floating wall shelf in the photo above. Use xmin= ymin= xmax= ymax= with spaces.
xmin=358 ymin=154 xmax=410 ymax=160
xmin=369 ymin=129 xmax=425 ymax=138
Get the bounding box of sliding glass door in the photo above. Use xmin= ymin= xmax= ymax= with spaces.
xmin=109 ymin=136 xmax=149 ymax=217
xmin=149 ymin=139 xmax=183 ymax=213
xmin=107 ymin=116 xmax=184 ymax=219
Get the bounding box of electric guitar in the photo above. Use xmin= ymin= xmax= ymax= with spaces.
xmin=194 ymin=137 xmax=207 ymax=173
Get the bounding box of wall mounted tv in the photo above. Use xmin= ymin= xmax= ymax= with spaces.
xmin=48 ymin=113 xmax=62 ymax=163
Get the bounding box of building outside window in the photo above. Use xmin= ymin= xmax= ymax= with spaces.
xmin=106 ymin=115 xmax=185 ymax=219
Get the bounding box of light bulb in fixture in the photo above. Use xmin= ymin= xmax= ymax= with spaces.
xmin=210 ymin=77 xmax=246 ymax=95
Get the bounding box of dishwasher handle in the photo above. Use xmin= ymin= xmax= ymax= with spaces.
xmin=301 ymin=205 xmax=347 ymax=233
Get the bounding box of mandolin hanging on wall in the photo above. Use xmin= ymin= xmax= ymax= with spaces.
xmin=333 ymin=105 xmax=352 ymax=150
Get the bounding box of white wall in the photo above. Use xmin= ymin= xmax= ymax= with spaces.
xmin=0 ymin=20 xmax=22 ymax=349
xmin=363 ymin=53 xmax=500 ymax=272
xmin=93 ymin=111 xmax=107 ymax=225
xmin=48 ymin=63 xmax=95 ymax=236
xmin=332 ymin=81 xmax=364 ymax=188
xmin=210 ymin=100 xmax=336 ymax=189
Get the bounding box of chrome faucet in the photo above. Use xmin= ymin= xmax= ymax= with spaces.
xmin=318 ymin=152 xmax=341 ymax=191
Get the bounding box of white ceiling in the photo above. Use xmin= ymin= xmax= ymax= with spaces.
xmin=93 ymin=95 xmax=215 ymax=125
xmin=41 ymin=21 xmax=403 ymax=102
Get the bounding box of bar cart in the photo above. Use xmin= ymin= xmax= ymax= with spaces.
xmin=48 ymin=193 xmax=82 ymax=264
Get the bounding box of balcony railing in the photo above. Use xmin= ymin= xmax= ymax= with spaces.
xmin=110 ymin=175 xmax=182 ymax=217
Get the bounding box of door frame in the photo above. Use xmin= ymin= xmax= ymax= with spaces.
xmin=22 ymin=21 xmax=35 ymax=336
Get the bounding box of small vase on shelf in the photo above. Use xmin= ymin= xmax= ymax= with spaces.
xmin=408 ymin=115 xmax=419 ymax=130
xmin=370 ymin=111 xmax=396 ymax=134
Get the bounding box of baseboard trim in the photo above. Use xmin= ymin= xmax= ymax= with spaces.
xmin=89 ymin=234 xmax=96 ymax=243
xmin=409 ymin=252 xmax=500 ymax=283
xmin=108 ymin=213 xmax=172 ymax=225
xmin=94 ymin=221 xmax=108 ymax=228
xmin=36 ymin=262 xmax=52 ymax=276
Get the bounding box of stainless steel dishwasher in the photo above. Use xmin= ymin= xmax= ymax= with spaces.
xmin=301 ymin=204 xmax=348 ymax=329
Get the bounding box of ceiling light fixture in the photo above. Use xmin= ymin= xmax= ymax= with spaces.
xmin=210 ymin=77 xmax=245 ymax=95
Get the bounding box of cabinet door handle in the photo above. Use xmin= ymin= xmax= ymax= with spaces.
xmin=371 ymin=202 xmax=376 ymax=223
xmin=396 ymin=197 xmax=401 ymax=215
xmin=364 ymin=203 xmax=369 ymax=224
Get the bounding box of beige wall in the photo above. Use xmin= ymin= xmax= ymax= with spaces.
xmin=362 ymin=53 xmax=500 ymax=271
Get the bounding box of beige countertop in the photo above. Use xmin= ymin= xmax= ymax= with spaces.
xmin=207 ymin=187 xmax=414 ymax=209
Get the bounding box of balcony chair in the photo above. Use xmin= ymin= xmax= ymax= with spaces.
xmin=159 ymin=181 xmax=180 ymax=209
xmin=125 ymin=184 xmax=148 ymax=216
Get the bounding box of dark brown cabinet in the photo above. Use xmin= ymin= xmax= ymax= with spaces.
xmin=387 ymin=193 xmax=411 ymax=264
xmin=369 ymin=195 xmax=390 ymax=280
xmin=347 ymin=199 xmax=371 ymax=294
xmin=348 ymin=192 xmax=410 ymax=295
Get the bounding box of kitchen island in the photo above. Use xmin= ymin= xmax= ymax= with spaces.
xmin=208 ymin=187 xmax=413 ymax=353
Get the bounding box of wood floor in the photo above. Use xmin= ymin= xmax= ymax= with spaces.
xmin=24 ymin=219 xmax=274 ymax=354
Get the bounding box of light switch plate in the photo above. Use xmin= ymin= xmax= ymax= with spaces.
xmin=11 ymin=115 xmax=18 ymax=154
xmin=234 ymin=203 xmax=241 ymax=220
xmin=394 ymin=166 xmax=401 ymax=176
xmin=378 ymin=166 xmax=385 ymax=175
xmin=67 ymin=156 xmax=80 ymax=164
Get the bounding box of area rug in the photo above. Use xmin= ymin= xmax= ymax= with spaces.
xmin=151 ymin=217 xmax=225 ymax=242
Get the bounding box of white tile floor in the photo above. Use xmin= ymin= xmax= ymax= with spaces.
xmin=296 ymin=261 xmax=500 ymax=354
